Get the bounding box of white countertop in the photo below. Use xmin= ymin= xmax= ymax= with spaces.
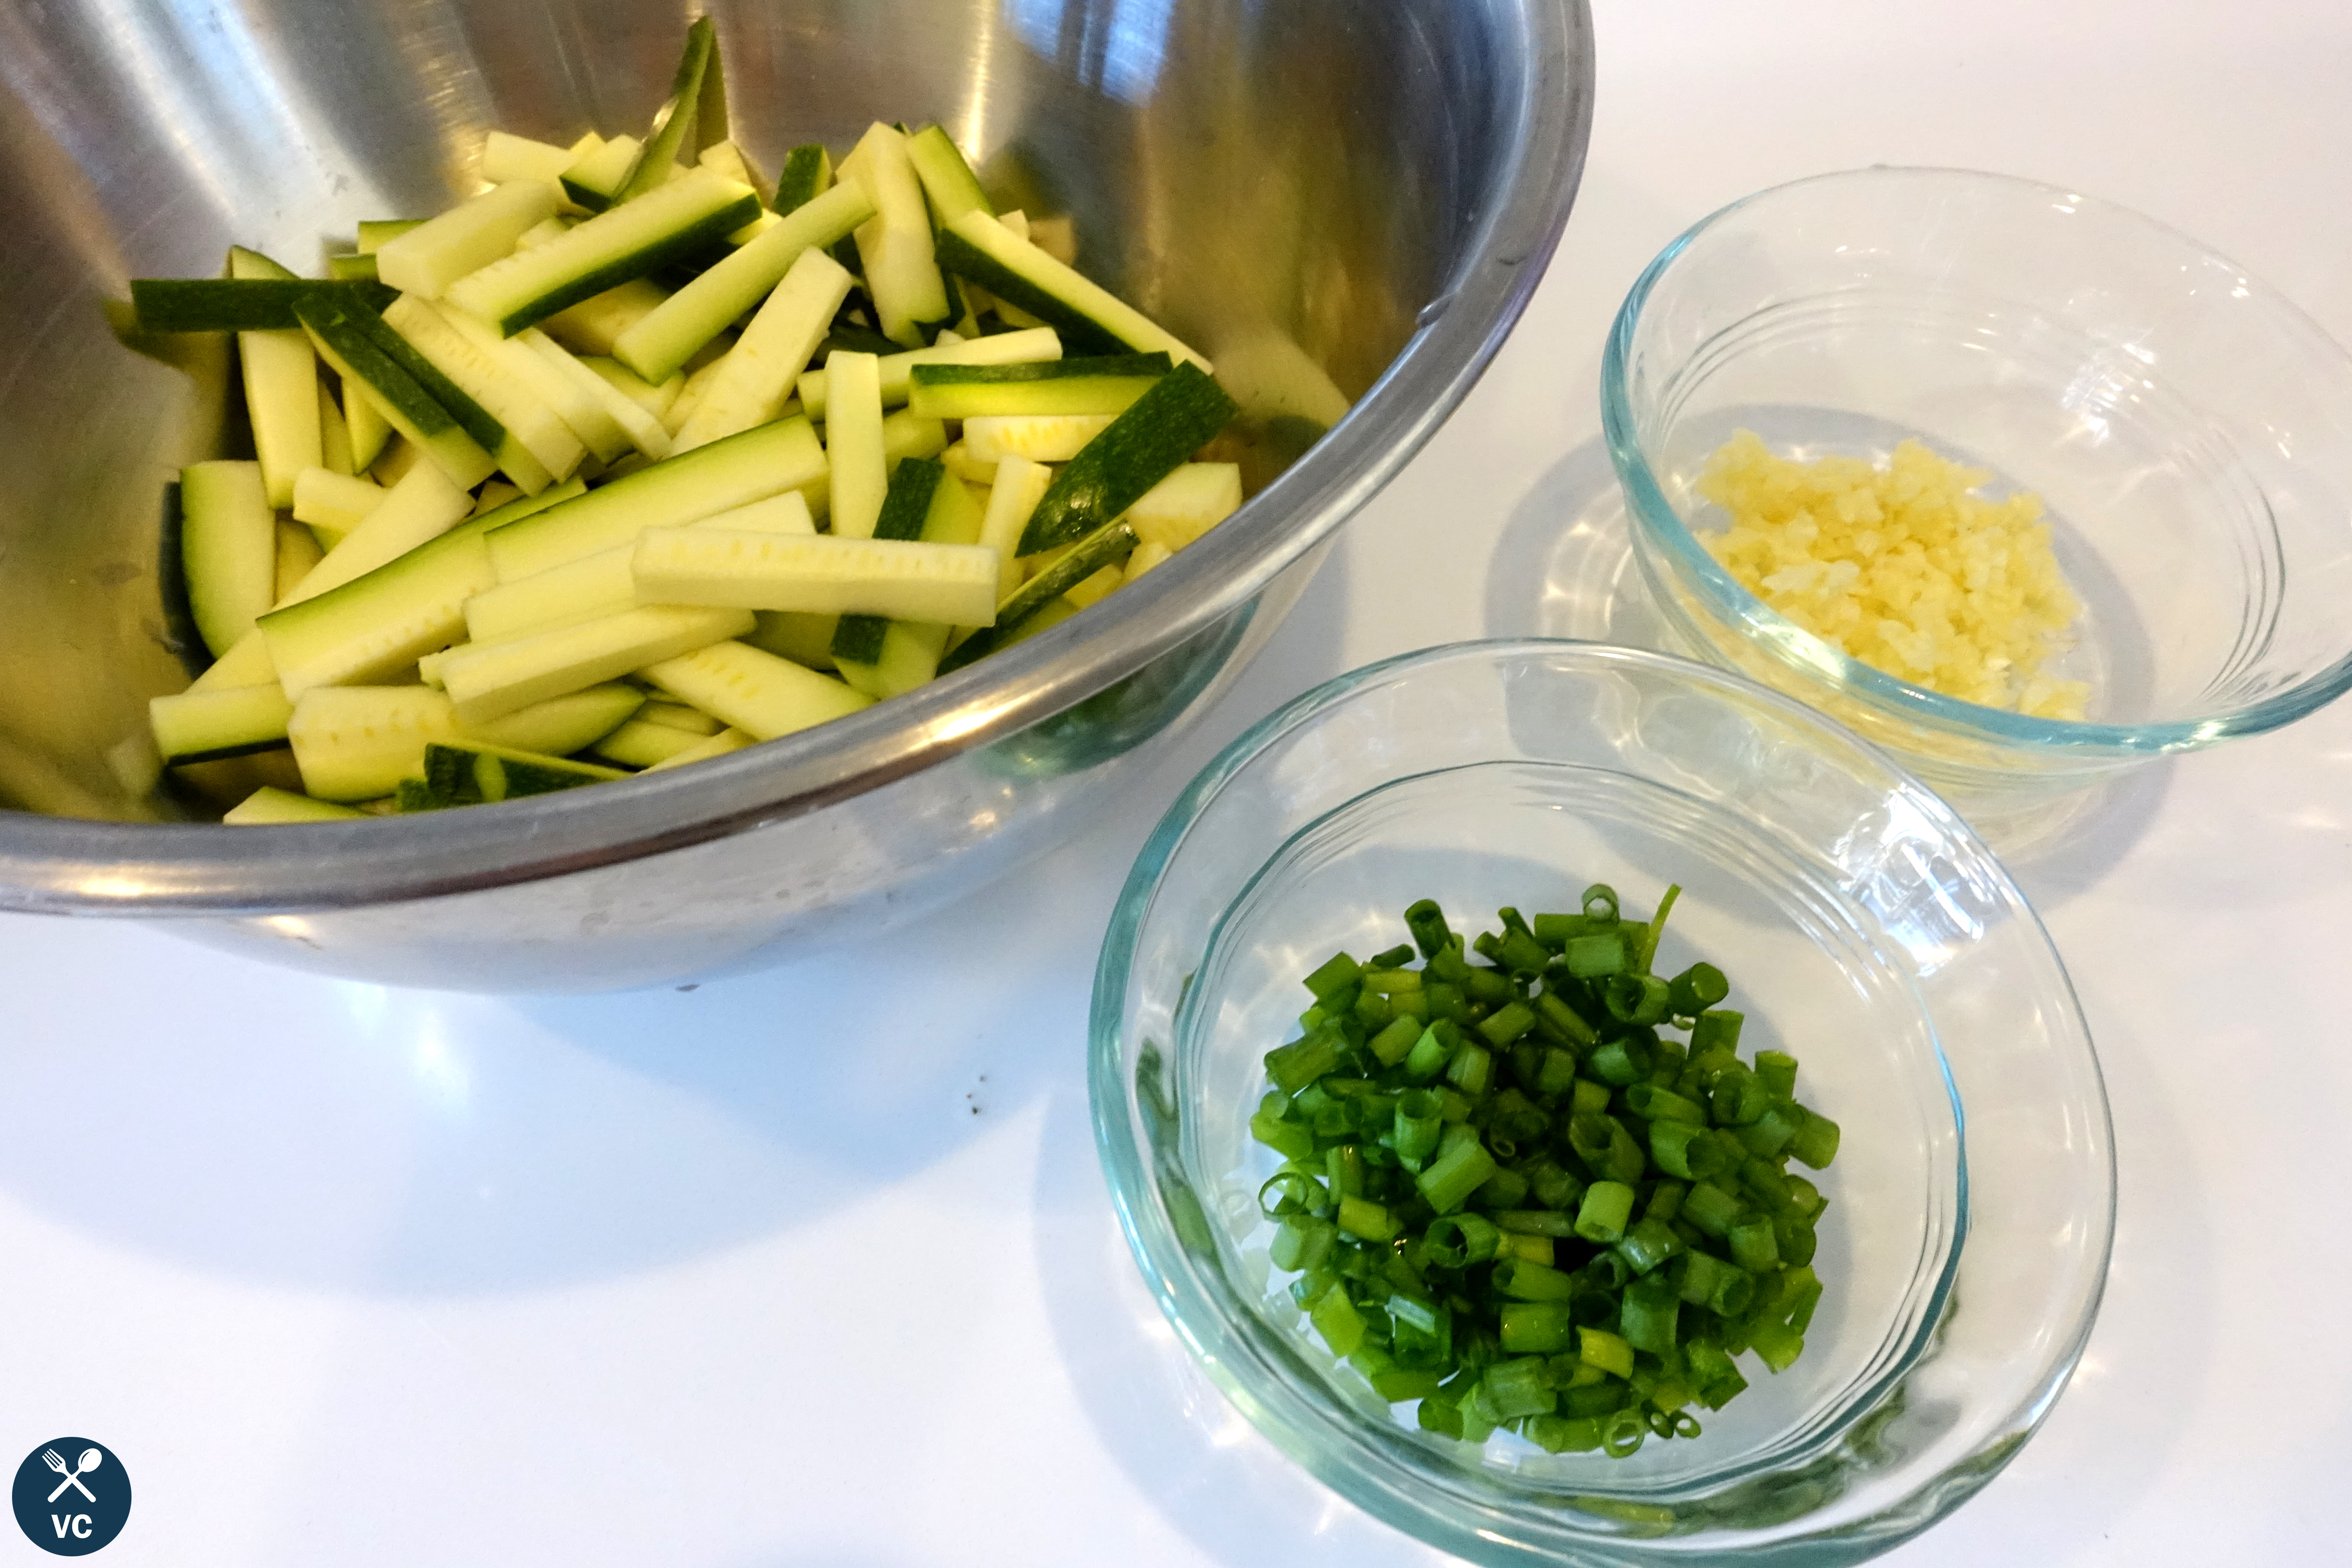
xmin=6 ymin=1 xmax=2350 ymax=1561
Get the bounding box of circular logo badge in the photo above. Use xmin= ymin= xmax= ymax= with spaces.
xmin=11 ymin=1440 xmax=130 ymax=1556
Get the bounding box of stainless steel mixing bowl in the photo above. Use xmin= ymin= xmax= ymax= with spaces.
xmin=0 ymin=0 xmax=1593 ymax=991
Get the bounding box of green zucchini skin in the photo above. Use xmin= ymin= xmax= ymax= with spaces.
xmin=132 ymin=278 xmax=397 ymax=334
xmin=294 ymin=294 xmax=499 ymax=490
xmin=616 ymin=16 xmax=723 ymax=202
xmin=773 ymin=144 xmax=831 ymax=214
xmin=935 ymin=228 xmax=1124 ymax=356
xmin=914 ymin=353 xmax=1170 ymax=387
xmin=423 ymin=741 xmax=625 ymax=805
xmin=938 ymin=518 xmax=1139 ymax=675
xmin=831 ymin=457 xmax=946 ymax=666
xmin=334 ymin=298 xmax=509 ymax=456
xmin=450 ymin=179 xmax=764 ymax=337
xmin=1016 ymin=361 xmax=1237 ymax=554
xmin=154 ymin=480 xmax=211 ymax=678
xmin=908 ymin=352 xmax=1169 ymax=420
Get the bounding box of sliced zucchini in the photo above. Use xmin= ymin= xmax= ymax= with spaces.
xmin=589 ymin=717 xmax=705 ymax=768
xmin=515 ymin=216 xmax=575 ymax=251
xmin=907 ymin=352 xmax=1168 ymax=420
xmin=1122 ymin=539 xmax=1174 ymax=582
xmin=423 ymin=741 xmax=627 ymax=804
xmin=772 ymin=144 xmax=832 ymax=215
xmin=796 ymin=325 xmax=1061 ymax=417
xmin=316 ymin=381 xmax=355 ymax=475
xmin=974 ymin=454 xmax=1053 ymax=597
xmin=830 ymin=456 xmax=944 ymax=671
xmin=383 ymin=293 xmax=581 ymax=490
xmin=700 ymin=142 xmax=770 ymax=229
xmin=270 ymin=475 xmax=586 ymax=688
xmin=561 ymin=133 xmax=642 ymax=212
xmin=444 ymin=167 xmax=761 ymax=336
xmin=533 ymin=337 xmax=676 ymax=459
xmin=472 ymin=481 xmax=524 ymax=517
xmin=580 ymin=352 xmax=683 ymax=419
xmin=287 ymin=685 xmax=464 ymax=800
xmin=344 ymin=377 xmax=393 ymax=471
xmin=1017 ymin=361 xmax=1237 ymax=554
xmin=375 ymin=180 xmax=562 ymax=299
xmin=1121 ymin=461 xmax=1244 ymax=552
xmin=485 ymin=414 xmax=826 ymax=580
xmin=430 ymin=307 xmax=635 ymax=463
xmin=467 ymin=682 xmax=644 ymax=756
xmin=540 ymin=276 xmax=671 ymax=355
xmin=833 ymin=459 xmax=984 ymax=697
xmin=149 ymin=681 xmax=296 ymax=765
xmin=187 ymin=625 xmax=280 ymax=693
xmin=825 ymin=350 xmax=886 ymax=539
xmin=275 ymin=519 xmax=324 ymax=602
xmin=672 ymin=247 xmax=854 ymax=451
xmin=230 ymin=248 xmax=325 ymax=509
xmin=1063 ymin=560 xmax=1124 ymax=609
xmin=904 ymin=126 xmax=994 ymax=225
xmin=481 ymin=131 xmax=579 ymax=184
xmin=939 ymin=519 xmax=1138 ymax=674
xmin=614 ymin=16 xmax=726 ymax=203
xmin=223 ymin=785 xmax=365 ymax=824
xmin=370 ymin=435 xmax=422 ymax=487
xmin=698 ymin=491 xmax=816 ymax=535
xmin=641 ymin=726 xmax=753 ymax=771
xmin=259 ymin=529 xmax=496 ymax=696
xmin=661 ymin=349 xmax=734 ymax=435
xmin=636 ymin=700 xmax=723 ymax=735
xmin=471 ymin=488 xmax=814 ymax=644
xmin=638 ymin=639 xmax=871 ymax=741
xmin=295 ymin=291 xmax=498 ymax=490
xmin=436 ymin=603 xmax=755 ymax=723
xmin=631 ymin=527 xmax=999 ymax=625
xmin=130 ymin=277 xmax=396 ymax=333
xmin=880 ymin=408 xmax=949 ymax=472
xmin=940 ymin=440 xmax=997 ymax=486
xmin=962 ymin=413 xmax=1117 ymax=464
xmin=841 ymin=123 xmax=949 ymax=346
xmin=179 ymin=459 xmax=276 ymax=657
xmin=612 ymin=181 xmax=874 ymax=383
xmin=326 ymin=254 xmax=380 ymax=282
xmin=463 ymin=543 xmax=638 ymax=644
xmin=936 ymin=208 xmax=1210 ymax=369
xmin=744 ymin=611 xmax=838 ymax=669
xmin=357 ymin=219 xmax=426 ymax=255
xmin=277 ymin=459 xmax=475 ymax=610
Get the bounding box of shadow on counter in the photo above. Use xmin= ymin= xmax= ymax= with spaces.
xmin=0 ymin=551 xmax=1358 ymax=1299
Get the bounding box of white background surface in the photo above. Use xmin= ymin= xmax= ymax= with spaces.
xmin=6 ymin=1 xmax=2351 ymax=1562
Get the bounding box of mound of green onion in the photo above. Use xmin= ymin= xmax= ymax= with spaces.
xmin=1250 ymin=886 xmax=1840 ymax=1459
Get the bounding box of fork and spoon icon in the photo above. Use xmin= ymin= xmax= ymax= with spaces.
xmin=40 ymin=1447 xmax=101 ymax=1503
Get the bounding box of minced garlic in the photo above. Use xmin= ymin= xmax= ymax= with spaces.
xmin=1697 ymin=431 xmax=2090 ymax=721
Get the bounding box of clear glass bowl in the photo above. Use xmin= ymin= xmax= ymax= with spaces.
xmin=1602 ymin=166 xmax=2352 ymax=837
xmin=1090 ymin=641 xmax=2113 ymax=1565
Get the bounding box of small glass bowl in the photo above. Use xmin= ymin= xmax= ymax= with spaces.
xmin=1602 ymin=166 xmax=2352 ymax=836
xmin=1090 ymin=641 xmax=2112 ymax=1566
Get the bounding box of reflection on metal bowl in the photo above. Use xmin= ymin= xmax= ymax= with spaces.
xmin=0 ymin=0 xmax=1594 ymax=989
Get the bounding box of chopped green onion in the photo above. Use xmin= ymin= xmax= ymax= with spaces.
xmin=1258 ymin=1171 xmax=1317 ymax=1220
xmin=1565 ymin=932 xmax=1627 ymax=978
xmin=1246 ymin=888 xmax=1837 ymax=1460
xmin=1302 ymin=951 xmax=1363 ymax=1000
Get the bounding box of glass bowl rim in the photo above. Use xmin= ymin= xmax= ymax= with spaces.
xmin=1088 ymin=637 xmax=2115 ymax=1561
xmin=1599 ymin=163 xmax=2352 ymax=757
